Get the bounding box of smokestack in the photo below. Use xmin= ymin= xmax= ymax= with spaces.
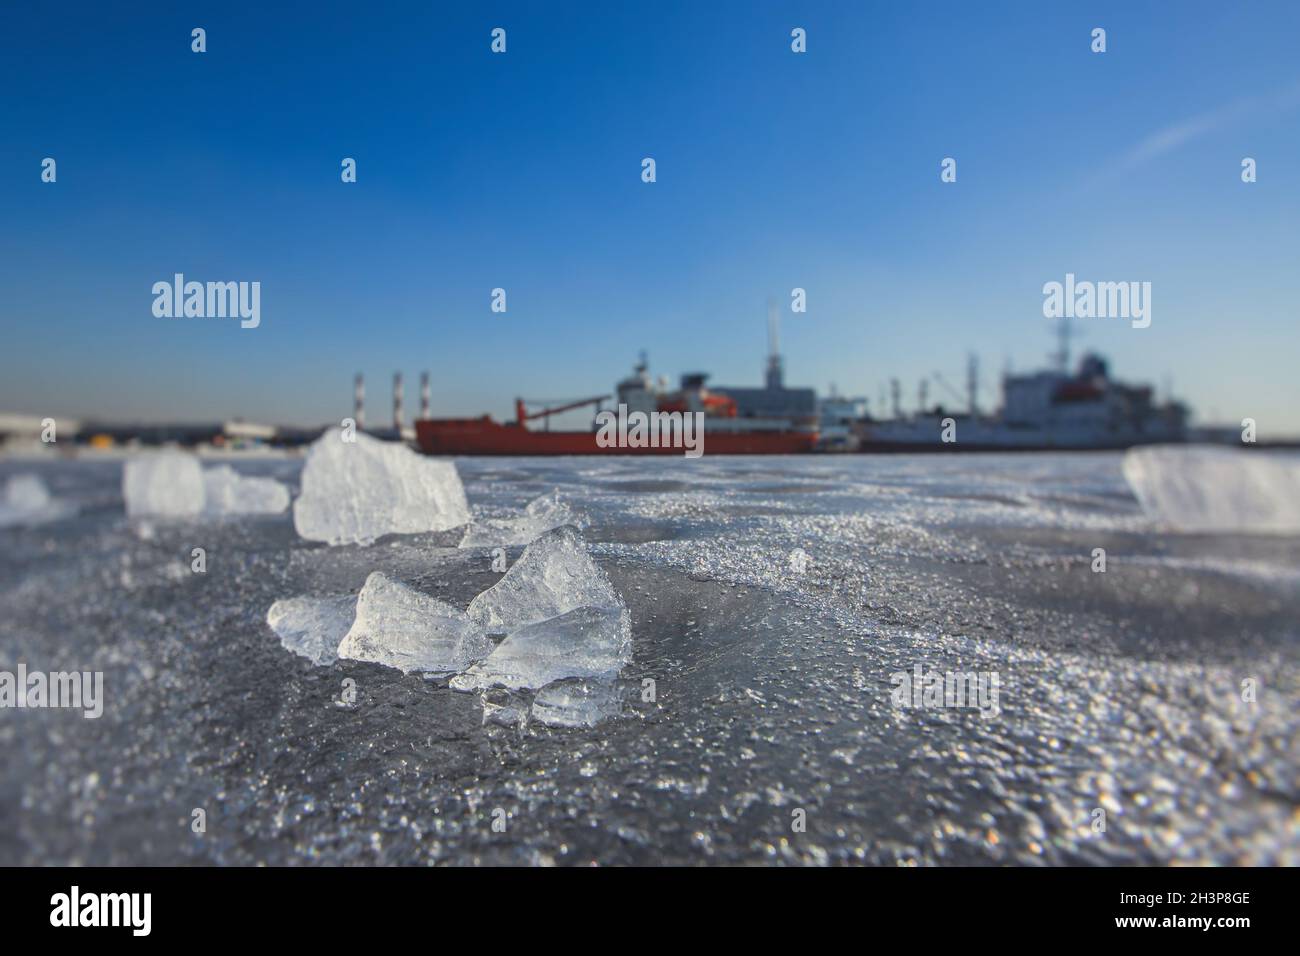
xmin=393 ymin=372 xmax=404 ymax=431
xmin=419 ymin=371 xmax=431 ymax=419
xmin=354 ymin=374 xmax=365 ymax=431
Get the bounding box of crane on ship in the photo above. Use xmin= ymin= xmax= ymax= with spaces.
xmin=514 ymin=394 xmax=611 ymax=431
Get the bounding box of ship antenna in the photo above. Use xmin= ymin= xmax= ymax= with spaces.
xmin=1052 ymin=316 xmax=1075 ymax=373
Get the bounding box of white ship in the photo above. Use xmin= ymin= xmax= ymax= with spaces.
xmin=855 ymin=348 xmax=1188 ymax=452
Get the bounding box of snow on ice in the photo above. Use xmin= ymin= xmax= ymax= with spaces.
xmin=293 ymin=432 xmax=470 ymax=545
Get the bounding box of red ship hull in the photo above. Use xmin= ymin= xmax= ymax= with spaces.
xmin=415 ymin=417 xmax=817 ymax=455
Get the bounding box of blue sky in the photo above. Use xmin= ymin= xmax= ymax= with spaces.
xmin=2 ymin=1 xmax=1298 ymax=433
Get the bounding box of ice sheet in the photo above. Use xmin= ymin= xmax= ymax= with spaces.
xmin=293 ymin=431 xmax=470 ymax=545
xmin=6 ymin=451 xmax=1300 ymax=865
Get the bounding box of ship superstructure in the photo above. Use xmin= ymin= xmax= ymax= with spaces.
xmin=861 ymin=349 xmax=1187 ymax=451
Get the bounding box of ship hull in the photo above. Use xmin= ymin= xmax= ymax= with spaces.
xmin=855 ymin=436 xmax=1187 ymax=453
xmin=415 ymin=417 xmax=817 ymax=455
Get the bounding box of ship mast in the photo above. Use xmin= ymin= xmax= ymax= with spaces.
xmin=392 ymin=371 xmax=404 ymax=431
xmin=1051 ymin=316 xmax=1076 ymax=374
xmin=765 ymin=300 xmax=783 ymax=389
xmin=966 ymin=353 xmax=979 ymax=418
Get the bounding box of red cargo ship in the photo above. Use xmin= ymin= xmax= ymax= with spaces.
xmin=415 ymin=359 xmax=818 ymax=456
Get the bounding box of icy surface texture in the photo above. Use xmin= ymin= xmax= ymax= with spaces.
xmin=338 ymin=572 xmax=493 ymax=674
xmin=293 ymin=431 xmax=469 ymax=545
xmin=459 ymin=490 xmax=579 ymax=547
xmin=467 ymin=525 xmax=620 ymax=632
xmin=122 ymin=452 xmax=205 ymax=517
xmin=11 ymin=453 xmax=1300 ymax=866
xmin=1123 ymin=445 xmax=1300 ymax=533
xmin=454 ymin=606 xmax=631 ymax=691
xmin=203 ymin=465 xmax=290 ymax=516
xmin=266 ymin=595 xmax=355 ymax=665
xmin=0 ymin=474 xmax=77 ymax=528
xmin=531 ymin=678 xmax=623 ymax=728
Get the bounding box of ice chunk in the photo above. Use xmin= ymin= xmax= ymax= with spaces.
xmin=467 ymin=525 xmax=620 ymax=632
xmin=203 ymin=465 xmax=290 ymax=516
xmin=266 ymin=595 xmax=356 ymax=665
xmin=459 ymin=490 xmax=580 ymax=547
xmin=293 ymin=431 xmax=470 ymax=545
xmin=1123 ymin=445 xmax=1300 ymax=534
xmin=337 ymin=572 xmax=492 ymax=674
xmin=531 ymin=678 xmax=623 ymax=728
xmin=5 ymin=473 xmax=51 ymax=511
xmin=452 ymin=606 xmax=631 ymax=691
xmin=123 ymin=452 xmax=205 ymax=517
xmin=480 ymin=688 xmax=531 ymax=729
xmin=0 ymin=474 xmax=77 ymax=528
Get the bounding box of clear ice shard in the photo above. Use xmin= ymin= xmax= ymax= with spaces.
xmin=531 ymin=678 xmax=623 ymax=728
xmin=0 ymin=474 xmax=77 ymax=528
xmin=480 ymin=688 xmax=531 ymax=729
xmin=466 ymin=525 xmax=620 ymax=632
xmin=1123 ymin=445 xmax=1300 ymax=533
xmin=293 ymin=431 xmax=470 ymax=545
xmin=459 ymin=490 xmax=580 ymax=547
xmin=453 ymin=605 xmax=632 ymax=691
xmin=122 ymin=452 xmax=205 ymax=517
xmin=337 ymin=572 xmax=493 ymax=674
xmin=266 ymin=595 xmax=356 ymax=665
xmin=203 ymin=465 xmax=290 ymax=515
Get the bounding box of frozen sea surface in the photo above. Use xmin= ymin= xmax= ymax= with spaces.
xmin=1 ymin=452 xmax=1297 ymax=865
